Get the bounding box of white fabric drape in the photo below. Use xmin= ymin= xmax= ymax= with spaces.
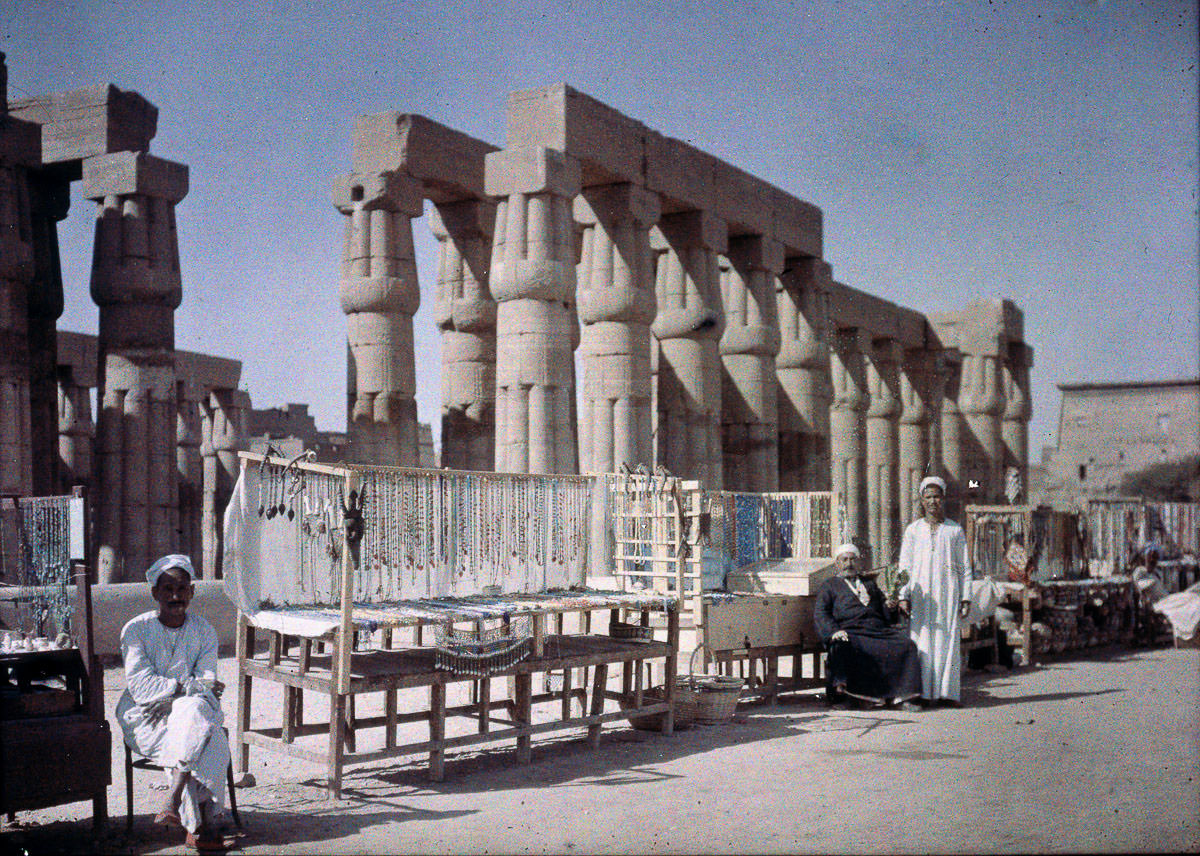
xmin=115 ymin=611 xmax=229 ymax=833
xmin=899 ymin=518 xmax=972 ymax=701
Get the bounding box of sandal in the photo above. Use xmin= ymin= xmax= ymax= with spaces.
xmin=154 ymin=810 xmax=182 ymax=828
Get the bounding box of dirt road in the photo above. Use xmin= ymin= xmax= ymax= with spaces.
xmin=4 ymin=645 xmax=1198 ymax=854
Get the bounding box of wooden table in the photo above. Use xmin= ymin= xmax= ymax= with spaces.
xmin=234 ymin=592 xmax=680 ymax=798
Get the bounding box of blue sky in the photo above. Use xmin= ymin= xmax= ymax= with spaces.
xmin=7 ymin=0 xmax=1198 ymax=459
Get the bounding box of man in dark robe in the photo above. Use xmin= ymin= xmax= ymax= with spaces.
xmin=815 ymin=542 xmax=922 ymax=710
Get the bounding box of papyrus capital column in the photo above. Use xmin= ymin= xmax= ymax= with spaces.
xmin=176 ymin=379 xmax=204 ymax=563
xmin=721 ymin=235 xmax=783 ymax=491
xmin=84 ymin=151 xmax=187 ymax=582
xmin=485 ymin=146 xmax=580 ymax=474
xmin=777 ymin=257 xmax=832 ymax=490
xmin=898 ymin=349 xmax=937 ymax=519
xmin=200 ymin=388 xmax=247 ymax=579
xmin=830 ymin=327 xmax=869 ymax=557
xmin=575 ymin=183 xmax=659 ymax=474
xmin=651 ymin=210 xmax=727 ymax=488
xmin=866 ymin=338 xmax=900 ymax=565
xmin=334 ymin=170 xmax=424 ymax=466
xmin=935 ymin=352 xmax=964 ymax=511
xmin=57 ymin=365 xmax=94 ymax=493
xmin=431 ymin=200 xmax=496 ymax=472
xmin=960 ymin=350 xmax=1005 ymax=503
xmin=1002 ymin=343 xmax=1033 ymax=503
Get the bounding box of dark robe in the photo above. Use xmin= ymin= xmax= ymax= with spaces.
xmin=814 ymin=575 xmax=922 ymax=703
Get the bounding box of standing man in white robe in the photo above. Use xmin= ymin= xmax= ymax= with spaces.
xmin=116 ymin=554 xmax=231 ymax=849
xmin=898 ymin=477 xmax=972 ymax=706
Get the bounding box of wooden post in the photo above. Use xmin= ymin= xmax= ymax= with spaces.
xmin=1021 ymin=584 xmax=1034 ymax=667
xmin=478 ymin=678 xmax=491 ymax=733
xmin=515 ymin=672 xmax=533 ymax=764
xmin=532 ymin=613 xmax=544 ymax=658
xmin=429 ymin=683 xmax=446 ymax=781
xmin=662 ymin=604 xmax=679 ymax=735
xmin=587 ymin=663 xmax=608 ymax=748
xmin=328 ymin=693 xmax=346 ymax=799
xmin=561 ymin=667 xmax=573 ymax=720
xmin=234 ymin=613 xmax=253 ymax=775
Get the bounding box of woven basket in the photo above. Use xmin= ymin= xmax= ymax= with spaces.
xmin=622 ymin=676 xmax=697 ymax=731
xmin=687 ymin=645 xmax=743 ymax=724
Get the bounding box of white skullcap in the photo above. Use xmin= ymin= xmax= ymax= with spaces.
xmin=146 ymin=554 xmax=194 ymax=587
xmin=919 ymin=476 xmax=947 ymax=495
xmin=834 ymin=543 xmax=861 ymax=559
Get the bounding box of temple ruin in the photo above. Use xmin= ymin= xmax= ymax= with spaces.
xmin=0 ymin=58 xmax=1033 ymax=580
xmin=335 ymin=84 xmax=1033 ymax=566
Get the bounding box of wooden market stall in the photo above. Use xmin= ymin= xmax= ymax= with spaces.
xmin=607 ymin=471 xmax=834 ymax=702
xmin=226 ymin=454 xmax=679 ymax=797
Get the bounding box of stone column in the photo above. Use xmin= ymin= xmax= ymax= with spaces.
xmin=829 ymin=328 xmax=869 ymax=556
xmin=431 ymin=200 xmax=496 ymax=472
xmin=1002 ymin=343 xmax=1033 ymax=503
xmin=56 ymin=367 xmax=94 ymax=493
xmin=937 ymin=353 xmax=964 ymax=501
xmin=651 ymin=211 xmax=727 ymax=489
xmin=960 ymin=351 xmax=1005 ymax=503
xmin=200 ymin=388 xmax=247 ymax=579
xmin=176 ymin=380 xmax=204 ymax=562
xmin=485 ymin=147 xmax=581 ymax=474
xmin=776 ymin=257 xmax=832 ymax=490
xmin=898 ymin=349 xmax=936 ymax=521
xmin=721 ymin=236 xmax=783 ymax=492
xmin=0 ymin=161 xmax=34 ymax=498
xmin=84 ymin=152 xmax=187 ymax=582
xmin=865 ymin=338 xmax=900 ymax=566
xmin=26 ymin=176 xmax=69 ymax=496
xmin=334 ymin=171 xmax=424 ymax=467
xmin=575 ymin=184 xmax=659 ymax=474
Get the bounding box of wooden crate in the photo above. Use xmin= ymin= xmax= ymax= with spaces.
xmin=702 ymin=595 xmax=814 ymax=651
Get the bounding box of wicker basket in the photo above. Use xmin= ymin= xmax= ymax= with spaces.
xmin=687 ymin=645 xmax=744 ymax=724
xmin=622 ymin=676 xmax=697 ymax=731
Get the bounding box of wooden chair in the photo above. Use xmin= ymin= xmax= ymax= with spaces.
xmin=123 ymin=733 xmax=242 ymax=833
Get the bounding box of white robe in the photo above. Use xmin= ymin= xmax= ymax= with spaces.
xmin=115 ymin=611 xmax=229 ymax=833
xmin=899 ymin=517 xmax=972 ymax=701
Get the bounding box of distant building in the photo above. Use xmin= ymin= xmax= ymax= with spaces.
xmin=1034 ymin=379 xmax=1200 ymax=503
xmin=247 ymin=403 xmax=436 ymax=468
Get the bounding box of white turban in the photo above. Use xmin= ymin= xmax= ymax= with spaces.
xmin=146 ymin=554 xmax=194 ymax=587
xmin=919 ymin=476 xmax=947 ymax=495
xmin=834 ymin=543 xmax=861 ymax=559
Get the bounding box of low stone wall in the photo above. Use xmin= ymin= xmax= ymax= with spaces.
xmin=0 ymin=580 xmax=238 ymax=661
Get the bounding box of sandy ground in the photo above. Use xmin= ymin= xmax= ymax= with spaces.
xmin=3 ymin=642 xmax=1198 ymax=855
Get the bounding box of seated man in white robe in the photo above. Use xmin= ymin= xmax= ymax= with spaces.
xmin=116 ymin=554 xmax=230 ymax=849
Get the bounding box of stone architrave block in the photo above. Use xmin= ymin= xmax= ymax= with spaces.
xmin=954 ymin=300 xmax=1008 ymax=358
xmin=506 ymin=84 xmax=646 ymax=186
xmin=826 ymin=280 xmax=924 ymax=347
xmin=770 ymin=186 xmax=823 ymax=259
xmin=352 ymin=113 xmax=498 ymax=203
xmin=573 ymin=183 xmax=660 ymax=227
xmin=430 ymin=199 xmax=496 ymax=241
xmin=174 ymin=348 xmax=242 ymax=393
xmin=711 ymin=164 xmax=772 ymax=237
xmin=332 ymin=170 xmax=424 ymax=216
xmin=644 ymin=131 xmax=715 ymax=212
xmin=8 ymin=84 xmax=158 ymax=165
xmin=81 ymin=151 xmax=188 ymax=202
xmin=485 ymin=146 xmax=581 ymax=199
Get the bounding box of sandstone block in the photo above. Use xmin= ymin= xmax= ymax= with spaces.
xmin=573 ymin=182 xmax=660 ymax=226
xmin=8 ymin=84 xmax=157 ymax=165
xmin=332 ymin=170 xmax=424 ymax=215
xmin=651 ymin=210 xmax=727 ymax=253
xmin=485 ymin=146 xmax=580 ymax=199
xmin=81 ymin=152 xmax=188 ymax=202
xmin=644 ymin=131 xmax=714 ymax=211
xmin=506 ymin=84 xmax=646 ymax=186
xmin=352 ymin=113 xmax=497 ymax=202
xmin=728 ymin=234 xmax=785 ymax=274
